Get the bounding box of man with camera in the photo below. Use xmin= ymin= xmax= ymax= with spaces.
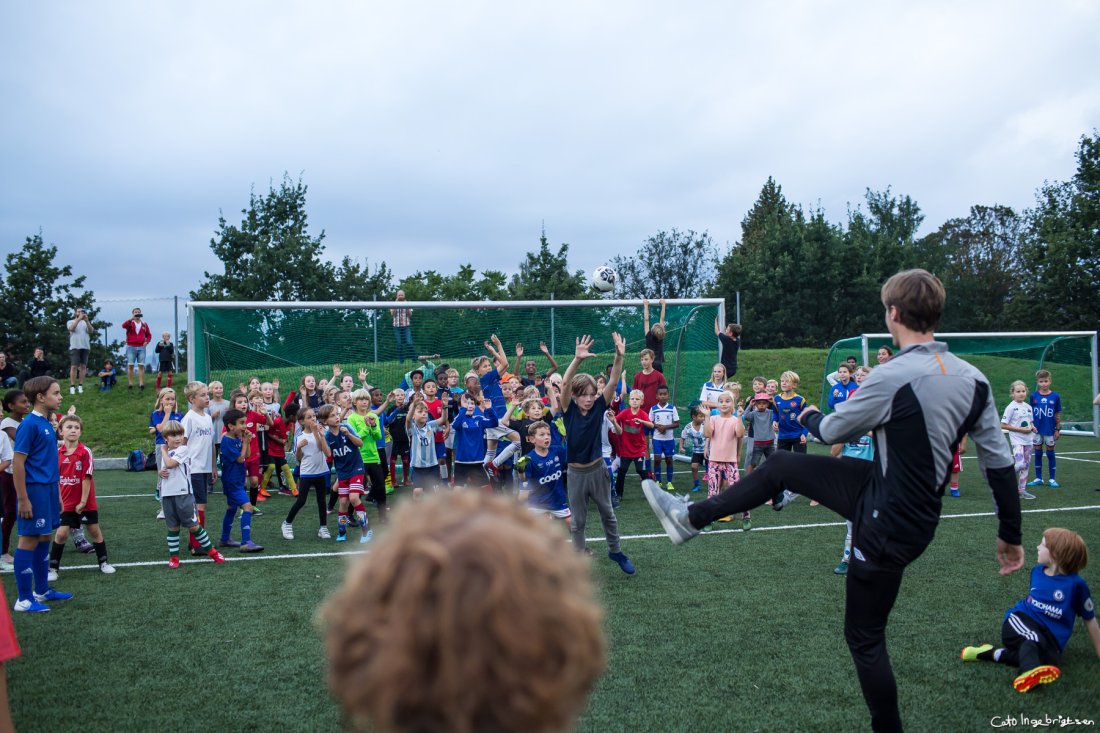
xmin=67 ymin=307 xmax=97 ymax=394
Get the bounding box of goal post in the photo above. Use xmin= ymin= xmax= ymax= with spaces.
xmin=822 ymin=331 xmax=1099 ymax=436
xmin=187 ymin=298 xmax=727 ymax=408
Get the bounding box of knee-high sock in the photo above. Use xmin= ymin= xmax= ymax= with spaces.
xmin=281 ymin=464 xmax=298 ymax=492
xmin=1034 ymin=450 xmax=1043 ymax=479
xmin=49 ymin=540 xmax=64 ymax=570
xmin=240 ymin=511 xmax=252 ymax=543
xmin=1046 ymin=449 xmax=1056 ymax=479
xmin=167 ymin=529 xmax=180 ymax=557
xmin=666 ymin=461 xmax=674 ymax=483
xmin=33 ymin=541 xmax=49 ymax=594
xmin=492 ymin=441 xmax=519 ymax=468
xmin=221 ymin=508 xmax=235 ymax=542
xmin=193 ymin=525 xmax=213 ymax=550
xmin=93 ymin=541 xmax=108 ymax=565
xmin=14 ymin=547 xmax=34 ymax=601
xmin=261 ymin=464 xmax=275 ymax=491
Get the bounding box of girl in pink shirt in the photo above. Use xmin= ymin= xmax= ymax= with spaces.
xmin=704 ymin=392 xmax=749 ymax=529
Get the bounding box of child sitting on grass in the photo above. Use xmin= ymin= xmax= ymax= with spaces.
xmin=158 ymin=421 xmax=225 ymax=568
xmin=962 ymin=527 xmax=1098 ymax=692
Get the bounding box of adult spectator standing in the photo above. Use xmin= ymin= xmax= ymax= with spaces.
xmin=0 ymin=356 xmax=14 ymax=389
xmin=389 ymin=290 xmax=415 ymax=364
xmin=715 ymin=318 xmax=741 ymax=377
xmin=67 ymin=307 xmax=95 ymax=394
xmin=121 ymin=307 xmax=152 ymax=391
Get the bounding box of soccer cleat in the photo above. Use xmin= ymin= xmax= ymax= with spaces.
xmin=1020 ymin=491 xmax=1037 ymax=500
xmin=47 ymin=569 xmax=59 ymax=582
xmin=741 ymin=517 xmax=752 ymax=531
xmin=281 ymin=521 xmax=294 ymax=540
xmin=950 ymin=488 xmax=960 ymax=498
xmin=258 ymin=488 xmax=272 ymax=499
xmin=662 ymin=482 xmax=673 ymax=492
xmin=219 ymin=538 xmax=241 ymax=548
xmin=99 ymin=562 xmax=116 ymax=574
xmin=772 ymin=489 xmax=795 ymax=511
xmin=69 ymin=386 xmax=76 ymax=395
xmin=641 ymin=478 xmax=699 ymax=545
xmin=960 ymin=643 xmax=993 ymax=662
xmin=156 ymin=508 xmax=165 ymax=520
xmin=608 ymin=551 xmax=635 ymax=575
xmin=318 ymin=527 xmax=331 ymax=539
xmin=834 ymin=561 xmax=849 ymax=575
xmin=252 ymin=508 xmax=264 ymax=517
xmin=611 ymin=492 xmax=621 ymax=509
xmin=1047 ymin=479 xmax=1060 ymax=488
xmin=360 ymin=529 xmax=374 ymax=544
xmin=13 ymin=598 xmax=50 ymax=613
xmin=717 ymin=515 xmax=734 ymax=523
xmin=77 ymin=385 xmax=84 ymax=394
xmin=1026 ymin=478 xmax=1044 ymax=487
xmin=691 ymin=482 xmax=701 ymax=493
xmin=34 ymin=588 xmax=73 ymax=602
xmin=208 ymin=548 xmax=226 ymax=564
xmin=336 ymin=531 xmax=347 ymax=543
xmin=1013 ymin=665 xmax=1060 ymax=693
xmin=240 ymin=541 xmax=264 ymax=553
xmin=168 ymin=556 xmax=181 ymax=569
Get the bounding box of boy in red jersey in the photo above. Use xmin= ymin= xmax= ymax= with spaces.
xmin=631 ymin=348 xmax=666 ymax=476
xmin=48 ymin=414 xmax=115 ymax=578
xmin=245 ymin=390 xmax=271 ymax=507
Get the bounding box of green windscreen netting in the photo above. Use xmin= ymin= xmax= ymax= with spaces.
xmin=190 ymin=300 xmax=726 ymax=409
xmin=822 ymin=333 xmax=1098 ymax=434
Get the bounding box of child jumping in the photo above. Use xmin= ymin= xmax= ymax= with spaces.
xmin=961 ymin=527 xmax=1098 ymax=692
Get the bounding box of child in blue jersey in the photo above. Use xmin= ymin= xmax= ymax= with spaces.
xmin=680 ymin=406 xmax=707 ymax=493
xmin=774 ymin=371 xmax=808 ymax=454
xmin=218 ymin=410 xmax=264 ymax=552
xmin=11 ymin=377 xmax=72 ymax=612
xmin=479 ymin=335 xmax=523 ymax=475
xmin=962 ymin=527 xmax=1099 ymax=693
xmin=830 ymin=431 xmax=874 ymax=574
xmin=319 ymin=404 xmax=372 ymax=544
xmin=650 ymin=385 xmax=680 ymax=491
xmin=451 ymin=392 xmax=498 ymax=489
xmin=827 ymin=364 xmax=857 ymax=412
xmin=1027 ymin=369 xmax=1063 ymax=488
xmin=519 ymin=421 xmax=571 ymax=528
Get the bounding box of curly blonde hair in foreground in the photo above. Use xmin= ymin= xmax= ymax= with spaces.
xmin=321 ymin=492 xmax=606 ymax=733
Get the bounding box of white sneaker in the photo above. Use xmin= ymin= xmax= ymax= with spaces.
xmin=69 ymin=386 xmax=76 ymax=395
xmin=77 ymin=385 xmax=84 ymax=394
xmin=99 ymin=562 xmax=116 ymax=574
xmin=318 ymin=526 xmax=331 ymax=539
xmin=281 ymin=521 xmax=294 ymax=540
xmin=48 ymin=569 xmax=59 ymax=582
xmin=0 ymin=561 xmax=12 ymax=573
xmin=156 ymin=508 xmax=165 ymax=520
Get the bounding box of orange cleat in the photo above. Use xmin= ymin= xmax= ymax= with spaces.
xmin=1013 ymin=665 xmax=1060 ymax=693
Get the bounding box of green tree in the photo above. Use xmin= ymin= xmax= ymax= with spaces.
xmin=331 ymin=256 xmax=394 ymax=301
xmin=398 ymin=265 xmax=509 ymax=302
xmin=611 ymin=228 xmax=718 ymax=300
xmin=0 ymin=233 xmax=112 ymax=369
xmin=508 ymin=234 xmax=592 ymax=300
xmin=1007 ymin=131 xmax=1100 ymax=329
xmin=924 ymin=205 xmax=1023 ymax=331
xmin=192 ymin=175 xmax=333 ymax=302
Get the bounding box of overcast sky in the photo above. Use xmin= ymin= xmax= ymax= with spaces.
xmin=2 ymin=1 xmax=1098 ymax=338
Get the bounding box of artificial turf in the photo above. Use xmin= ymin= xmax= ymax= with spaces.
xmin=4 ymin=437 xmax=1100 ymax=732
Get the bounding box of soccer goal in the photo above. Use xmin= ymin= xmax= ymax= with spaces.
xmin=187 ymin=298 xmax=726 ymax=406
xmin=821 ymin=332 xmax=1099 ymax=436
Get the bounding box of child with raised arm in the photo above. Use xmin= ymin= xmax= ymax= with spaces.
xmin=319 ymin=404 xmax=372 ymax=544
xmin=518 ymin=421 xmax=571 ymax=528
xmin=643 ymin=298 xmax=667 ymax=373
xmin=450 ymin=392 xmax=498 ymax=489
xmin=560 ymin=333 xmax=635 ymax=575
xmin=962 ymin=528 xmax=1098 ymax=693
xmin=715 ymin=318 xmax=741 ymax=378
xmin=479 ymin=335 xmax=523 ymax=476
xmin=158 ymin=421 xmax=225 ymax=567
xmin=283 ymin=407 xmax=332 ymax=540
xmin=217 ymin=409 xmax=264 ymax=553
xmin=705 ymin=391 xmax=748 ymax=529
xmin=1027 ymin=369 xmax=1062 ymax=488
xmin=245 ymin=390 xmax=272 ymax=505
xmin=405 ymin=396 xmax=449 ymax=497
xmin=1002 ymin=380 xmax=1038 ymax=501
xmin=680 ymin=406 xmax=707 ymax=493
xmin=388 ymin=390 xmax=412 ymax=487
xmin=632 ymin=348 xmax=666 ymax=476
xmin=48 ymin=414 xmax=115 ymax=577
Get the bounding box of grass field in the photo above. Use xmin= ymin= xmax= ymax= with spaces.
xmin=5 ymin=437 xmax=1099 ymax=732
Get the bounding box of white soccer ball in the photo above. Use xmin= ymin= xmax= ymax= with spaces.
xmin=590 ymin=265 xmax=618 ymax=293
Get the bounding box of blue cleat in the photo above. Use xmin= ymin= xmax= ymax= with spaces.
xmin=608 ymin=551 xmax=635 ymax=575
xmin=13 ymin=598 xmax=50 ymax=613
xmin=950 ymin=488 xmax=960 ymax=498
xmin=33 ymin=588 xmax=73 ymax=603
xmin=1047 ymin=479 xmax=1060 ymax=488
xmin=336 ymin=531 xmax=347 ymax=543
xmin=360 ymin=529 xmax=373 ymax=544
xmin=1026 ymin=478 xmax=1044 ymax=487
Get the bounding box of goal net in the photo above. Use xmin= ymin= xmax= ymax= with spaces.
xmin=821 ymin=332 xmax=1099 ymax=436
xmin=188 ymin=299 xmax=726 ymax=407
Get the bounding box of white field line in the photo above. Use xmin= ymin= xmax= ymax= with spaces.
xmin=43 ymin=503 xmax=1100 ymax=572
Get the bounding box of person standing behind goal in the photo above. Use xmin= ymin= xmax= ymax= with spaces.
xmin=643 ymin=269 xmax=1024 ymax=733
